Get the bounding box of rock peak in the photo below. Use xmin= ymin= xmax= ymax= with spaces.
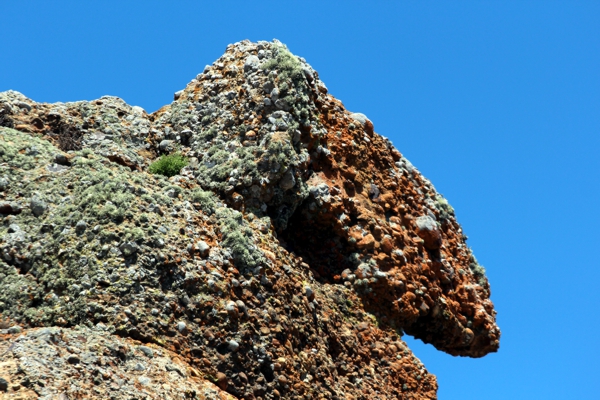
xmin=0 ymin=40 xmax=499 ymax=399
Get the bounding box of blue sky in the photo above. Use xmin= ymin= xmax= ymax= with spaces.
xmin=2 ymin=1 xmax=599 ymax=398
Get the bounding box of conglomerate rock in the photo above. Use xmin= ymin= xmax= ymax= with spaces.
xmin=0 ymin=39 xmax=499 ymax=399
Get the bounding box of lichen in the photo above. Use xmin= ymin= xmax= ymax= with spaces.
xmin=468 ymin=254 xmax=487 ymax=286
xmin=216 ymin=207 xmax=264 ymax=270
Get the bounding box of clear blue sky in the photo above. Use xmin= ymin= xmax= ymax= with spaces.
xmin=2 ymin=1 xmax=599 ymax=398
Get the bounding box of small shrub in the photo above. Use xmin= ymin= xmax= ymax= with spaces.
xmin=435 ymin=194 xmax=455 ymax=223
xmin=148 ymin=153 xmax=188 ymax=177
xmin=191 ymin=188 xmax=216 ymax=213
xmin=261 ymin=45 xmax=304 ymax=83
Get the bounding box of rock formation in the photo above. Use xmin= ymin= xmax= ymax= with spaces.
xmin=0 ymin=39 xmax=499 ymax=399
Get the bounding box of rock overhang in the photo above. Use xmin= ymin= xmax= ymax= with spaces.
xmin=0 ymin=39 xmax=499 ymax=399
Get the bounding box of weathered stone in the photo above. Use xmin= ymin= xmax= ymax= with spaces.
xmin=416 ymin=215 xmax=442 ymax=250
xmin=30 ymin=195 xmax=47 ymax=217
xmin=0 ymin=39 xmax=498 ymax=400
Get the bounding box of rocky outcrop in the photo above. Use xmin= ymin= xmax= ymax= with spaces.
xmin=0 ymin=39 xmax=499 ymax=399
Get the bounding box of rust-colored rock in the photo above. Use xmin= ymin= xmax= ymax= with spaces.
xmin=0 ymin=39 xmax=499 ymax=399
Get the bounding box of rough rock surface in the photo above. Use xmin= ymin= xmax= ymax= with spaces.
xmin=0 ymin=39 xmax=499 ymax=399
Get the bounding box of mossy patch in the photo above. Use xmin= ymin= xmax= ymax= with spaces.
xmin=216 ymin=207 xmax=264 ymax=270
xmin=468 ymin=254 xmax=487 ymax=286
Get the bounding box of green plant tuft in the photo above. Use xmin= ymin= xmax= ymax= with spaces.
xmin=148 ymin=153 xmax=188 ymax=177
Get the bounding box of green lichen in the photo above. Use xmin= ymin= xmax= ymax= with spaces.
xmin=468 ymin=254 xmax=487 ymax=286
xmin=191 ymin=188 xmax=217 ymax=213
xmin=0 ymin=127 xmax=55 ymax=169
xmin=216 ymin=207 xmax=264 ymax=269
xmin=261 ymin=45 xmax=304 ymax=83
xmin=435 ymin=194 xmax=455 ymax=223
xmin=261 ymin=45 xmax=312 ymax=126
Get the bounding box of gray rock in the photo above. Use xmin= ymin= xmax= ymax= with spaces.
xmin=67 ymin=354 xmax=80 ymax=364
xmin=270 ymin=87 xmax=280 ymax=101
xmin=26 ymin=146 xmax=40 ymax=156
xmin=159 ymin=140 xmax=174 ymax=152
xmin=416 ymin=215 xmax=437 ymax=232
xmin=0 ymin=377 xmax=7 ymax=392
xmin=274 ymin=98 xmax=289 ymax=110
xmin=244 ymin=55 xmax=260 ymax=71
xmin=374 ymin=270 xmax=388 ymax=280
xmin=263 ymin=81 xmax=275 ymax=93
xmin=133 ymin=362 xmax=146 ymax=371
xmin=30 ymin=195 xmax=47 ymax=217
xmin=16 ymin=101 xmax=32 ymax=111
xmin=54 ymin=153 xmax=69 ymax=165
xmin=228 ymin=340 xmax=240 ymax=352
xmin=46 ymin=163 xmax=69 ymax=173
xmin=304 ymin=286 xmax=315 ymax=301
xmin=415 ymin=215 xmax=442 ymax=250
xmin=177 ymin=321 xmax=187 ymax=333
xmin=235 ymin=300 xmax=247 ymax=313
xmin=350 ymin=113 xmax=370 ymax=126
xmin=196 ymin=240 xmax=210 ymax=256
xmin=75 ymin=220 xmax=87 ymax=233
xmin=0 ymin=176 xmax=8 ymax=191
xmin=7 ymin=224 xmax=21 ymax=233
xmin=138 ymin=376 xmax=151 ymax=386
xmin=225 ymin=301 xmax=238 ymax=317
xmin=7 ymin=325 xmax=22 ymax=334
xmin=138 ymin=346 xmax=154 ymax=358
xmin=119 ymin=242 xmax=139 ymax=257
xmin=279 ymin=169 xmax=296 ymax=190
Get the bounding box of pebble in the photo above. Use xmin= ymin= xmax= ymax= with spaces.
xmin=138 ymin=376 xmax=151 ymax=386
xmin=374 ymin=270 xmax=388 ymax=279
xmin=260 ymin=327 xmax=270 ymax=335
xmin=120 ymin=242 xmax=139 ymax=257
xmin=7 ymin=325 xmax=22 ymax=334
xmin=270 ymin=87 xmax=280 ymax=101
xmin=244 ymin=55 xmax=260 ymax=72
xmin=235 ymin=300 xmax=247 ymax=312
xmin=138 ymin=346 xmax=154 ymax=358
xmin=0 ymin=377 xmax=7 ymax=392
xmin=350 ymin=112 xmax=370 ymax=126
xmin=54 ymin=153 xmax=69 ymax=165
xmin=66 ymin=354 xmax=80 ymax=364
xmin=133 ymin=362 xmax=145 ymax=371
xmin=196 ymin=240 xmax=210 ymax=256
xmin=228 ymin=340 xmax=240 ymax=352
xmin=75 ymin=219 xmax=87 ymax=233
xmin=177 ymin=321 xmax=187 ymax=333
xmin=216 ymin=372 xmax=228 ymax=390
xmin=30 ymin=195 xmax=47 ymax=217
xmin=225 ymin=301 xmax=238 ymax=317
xmin=304 ymin=286 xmax=315 ymax=301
